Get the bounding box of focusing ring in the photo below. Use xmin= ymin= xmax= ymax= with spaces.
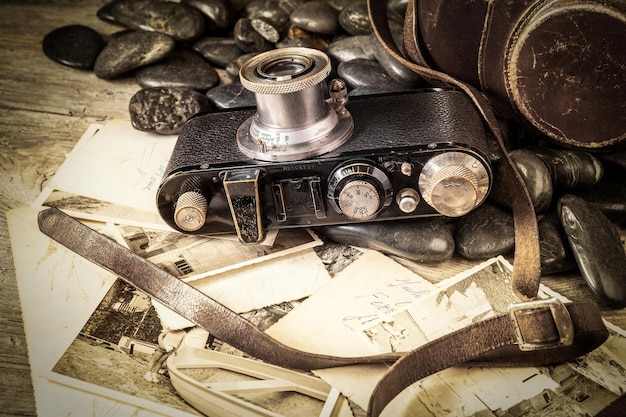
xmin=239 ymin=47 xmax=331 ymax=95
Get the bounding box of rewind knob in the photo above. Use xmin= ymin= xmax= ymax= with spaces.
xmin=418 ymin=152 xmax=490 ymax=217
xmin=174 ymin=191 xmax=208 ymax=232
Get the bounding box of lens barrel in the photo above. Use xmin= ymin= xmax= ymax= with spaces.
xmin=237 ymin=47 xmax=354 ymax=162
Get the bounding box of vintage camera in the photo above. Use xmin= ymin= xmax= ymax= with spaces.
xmin=157 ymin=47 xmax=493 ymax=243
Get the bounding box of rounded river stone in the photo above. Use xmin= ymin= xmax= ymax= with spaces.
xmin=280 ymin=25 xmax=330 ymax=50
xmin=245 ymin=0 xmax=290 ymax=28
xmin=135 ymin=50 xmax=220 ymax=91
xmin=42 ymin=25 xmax=104 ymax=70
xmin=572 ymin=180 xmax=626 ymax=225
xmin=319 ymin=218 xmax=455 ymax=263
xmin=225 ymin=52 xmax=259 ymax=79
xmin=182 ymin=0 xmax=234 ymax=33
xmin=538 ymin=212 xmax=577 ymax=274
xmin=326 ymin=35 xmax=375 ymax=63
xmin=251 ymin=17 xmax=282 ymax=42
xmin=489 ymin=149 xmax=553 ymax=213
xmin=290 ymin=2 xmax=340 ymax=35
xmin=338 ymin=2 xmax=372 ymax=35
xmin=508 ymin=148 xmax=553 ymax=213
xmin=94 ymin=30 xmax=175 ymax=79
xmin=370 ymin=33 xmax=423 ymax=87
xmin=337 ymin=58 xmax=405 ymax=90
xmin=129 ymin=87 xmax=210 ymax=134
xmin=193 ymin=37 xmax=244 ymax=68
xmin=97 ymin=0 xmax=205 ymax=42
xmin=530 ymin=146 xmax=604 ymax=189
xmin=205 ymin=82 xmax=256 ymax=108
xmin=558 ymin=194 xmax=626 ymax=309
xmin=455 ymin=203 xmax=515 ymax=259
xmin=233 ymin=17 xmax=274 ymax=53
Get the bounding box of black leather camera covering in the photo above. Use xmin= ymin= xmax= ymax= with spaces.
xmin=157 ymin=89 xmax=491 ymax=236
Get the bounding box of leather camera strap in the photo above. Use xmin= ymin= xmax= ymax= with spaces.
xmin=365 ymin=1 xmax=614 ymax=415
xmin=36 ymin=207 xmax=402 ymax=371
xmin=369 ymin=0 xmax=541 ymax=302
xmin=35 ymin=2 xmax=614 ymax=413
xmin=38 ymin=208 xmax=609 ymax=416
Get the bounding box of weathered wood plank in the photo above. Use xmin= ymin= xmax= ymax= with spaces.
xmin=0 ymin=1 xmax=624 ymax=416
xmin=0 ymin=1 xmax=135 ymax=415
xmin=0 ymin=3 xmax=138 ymax=119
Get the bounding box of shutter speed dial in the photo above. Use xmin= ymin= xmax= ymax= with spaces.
xmin=327 ymin=162 xmax=393 ymax=220
xmin=337 ymin=180 xmax=380 ymax=220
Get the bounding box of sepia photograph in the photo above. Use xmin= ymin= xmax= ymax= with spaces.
xmin=49 ymin=275 xmax=354 ymax=417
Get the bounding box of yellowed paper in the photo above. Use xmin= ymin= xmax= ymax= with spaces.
xmin=46 ymin=120 xmax=177 ymax=213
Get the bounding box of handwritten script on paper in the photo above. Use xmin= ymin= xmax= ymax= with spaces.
xmin=267 ymin=256 xmax=626 ymax=415
xmin=47 ymin=120 xmax=177 ymax=213
xmin=266 ymin=250 xmax=437 ymax=357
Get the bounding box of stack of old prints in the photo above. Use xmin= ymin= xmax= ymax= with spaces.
xmin=8 ymin=120 xmax=626 ymax=417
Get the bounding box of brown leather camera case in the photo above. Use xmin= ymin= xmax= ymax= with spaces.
xmin=413 ymin=0 xmax=626 ymax=151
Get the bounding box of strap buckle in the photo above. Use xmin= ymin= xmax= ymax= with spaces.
xmin=508 ymin=298 xmax=574 ymax=351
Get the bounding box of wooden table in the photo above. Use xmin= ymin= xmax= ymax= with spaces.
xmin=1 ymin=1 xmax=138 ymax=414
xmin=1 ymin=1 xmax=624 ymax=416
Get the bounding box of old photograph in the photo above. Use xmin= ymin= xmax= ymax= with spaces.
xmin=49 ymin=274 xmax=355 ymax=417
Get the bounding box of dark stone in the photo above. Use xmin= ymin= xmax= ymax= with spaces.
xmin=94 ymin=30 xmax=175 ymax=79
xmin=205 ymin=82 xmax=256 ymax=108
xmin=97 ymin=0 xmax=205 ymax=42
xmin=337 ymin=59 xmax=405 ymax=91
xmin=388 ymin=0 xmax=410 ymax=13
xmin=225 ymin=52 xmax=259 ymax=79
xmin=572 ymin=180 xmax=626 ymax=225
xmin=129 ymin=87 xmax=210 ymax=134
xmin=455 ymin=203 xmax=515 ymax=259
xmin=319 ymin=218 xmax=455 ymax=263
xmin=96 ymin=1 xmax=118 ymax=23
xmin=558 ymin=194 xmax=626 ymax=309
xmin=325 ymin=0 xmax=354 ymax=11
xmin=233 ymin=17 xmax=275 ymax=53
xmin=489 ymin=149 xmax=553 ymax=213
xmin=538 ymin=212 xmax=577 ymax=274
xmin=192 ymin=37 xmax=244 ymax=68
xmin=370 ymin=33 xmax=423 ymax=87
xmin=326 ymin=35 xmax=376 ymax=63
xmin=280 ymin=25 xmax=330 ymax=50
xmin=277 ymin=0 xmax=306 ymax=14
xmin=598 ymin=149 xmax=626 ymax=171
xmin=42 ymin=25 xmax=104 ymax=70
xmin=275 ymin=35 xmax=321 ymax=49
xmin=338 ymin=3 xmax=372 ymax=35
xmin=251 ymin=17 xmax=282 ymax=43
xmin=290 ymin=1 xmax=340 ymax=35
xmin=135 ymin=50 xmax=219 ymax=91
xmin=530 ymin=147 xmax=604 ymax=189
xmin=245 ymin=0 xmax=290 ymax=28
xmin=182 ymin=0 xmax=234 ymax=33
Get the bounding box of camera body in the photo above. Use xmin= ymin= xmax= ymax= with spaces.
xmin=157 ymin=88 xmax=493 ymax=243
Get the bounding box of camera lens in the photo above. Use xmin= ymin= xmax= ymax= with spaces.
xmin=240 ymin=47 xmax=329 ymax=95
xmin=237 ymin=47 xmax=353 ymax=162
xmin=256 ymin=55 xmax=313 ymax=81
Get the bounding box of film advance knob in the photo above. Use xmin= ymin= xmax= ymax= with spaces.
xmin=418 ymin=152 xmax=490 ymax=217
xmin=174 ymin=191 xmax=208 ymax=232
